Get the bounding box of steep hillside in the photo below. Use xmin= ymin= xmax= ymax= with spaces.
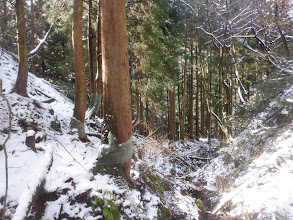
xmin=195 ymin=68 xmax=293 ymax=219
xmin=0 ymin=51 xmax=205 ymax=219
xmin=1 ymin=50 xmax=293 ymax=220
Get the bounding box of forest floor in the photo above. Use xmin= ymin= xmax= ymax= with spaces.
xmin=0 ymin=50 xmax=293 ymax=220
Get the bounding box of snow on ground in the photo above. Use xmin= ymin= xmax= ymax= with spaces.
xmin=0 ymin=51 xmax=200 ymax=219
xmin=194 ymin=71 xmax=293 ymax=219
xmin=2 ymin=49 xmax=293 ymax=219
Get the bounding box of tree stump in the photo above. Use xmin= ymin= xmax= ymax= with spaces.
xmin=26 ymin=129 xmax=36 ymax=152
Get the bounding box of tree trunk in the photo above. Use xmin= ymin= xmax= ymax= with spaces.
xmin=195 ymin=46 xmax=199 ymax=139
xmin=15 ymin=0 xmax=29 ymax=96
xmin=168 ymin=89 xmax=176 ymax=140
xmin=96 ymin=4 xmax=103 ymax=115
xmin=160 ymin=111 xmax=164 ymax=137
xmin=180 ymin=34 xmax=187 ymax=140
xmin=1 ymin=0 xmax=7 ymax=36
xmin=88 ymin=0 xmax=96 ymax=111
xmin=137 ymin=60 xmax=144 ymax=135
xmin=30 ymin=0 xmax=36 ymax=75
xmin=151 ymin=100 xmax=155 ymax=134
xmin=138 ymin=96 xmax=144 ymax=135
xmin=188 ymin=42 xmax=194 ymax=139
xmin=200 ymin=81 xmax=205 ymax=138
xmin=71 ymin=0 xmax=87 ymax=140
xmin=99 ymin=0 xmax=132 ymax=181
xmin=207 ymin=55 xmax=212 ymax=144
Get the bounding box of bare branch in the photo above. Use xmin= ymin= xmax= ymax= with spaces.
xmin=0 ymin=87 xmax=12 ymax=220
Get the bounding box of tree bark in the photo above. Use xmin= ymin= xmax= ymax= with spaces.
xmin=168 ymin=89 xmax=176 ymax=140
xmin=30 ymin=0 xmax=36 ymax=75
xmin=100 ymin=0 xmax=132 ymax=180
xmin=96 ymin=4 xmax=103 ymax=115
xmin=180 ymin=29 xmax=188 ymax=140
xmin=195 ymin=46 xmax=200 ymax=139
xmin=151 ymin=100 xmax=155 ymax=134
xmin=72 ymin=0 xmax=87 ymax=140
xmin=188 ymin=42 xmax=194 ymax=139
xmin=15 ymin=0 xmax=29 ymax=96
xmin=1 ymin=0 xmax=7 ymax=36
xmin=138 ymin=96 xmax=144 ymax=135
xmin=200 ymin=80 xmax=205 ymax=138
xmin=88 ymin=0 xmax=96 ymax=109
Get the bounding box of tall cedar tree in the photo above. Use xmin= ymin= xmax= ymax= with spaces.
xmin=72 ymin=0 xmax=87 ymax=138
xmin=30 ymin=0 xmax=36 ymax=75
xmin=100 ymin=0 xmax=132 ymax=180
xmin=15 ymin=0 xmax=29 ymax=96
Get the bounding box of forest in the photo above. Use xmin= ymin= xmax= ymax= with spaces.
xmin=0 ymin=0 xmax=293 ymax=219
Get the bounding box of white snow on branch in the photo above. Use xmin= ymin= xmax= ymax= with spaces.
xmin=29 ymin=17 xmax=61 ymax=59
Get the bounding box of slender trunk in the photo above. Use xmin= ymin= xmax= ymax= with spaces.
xmin=138 ymin=96 xmax=144 ymax=135
xmin=207 ymin=54 xmax=212 ymax=143
xmin=133 ymin=93 xmax=140 ymax=128
xmin=146 ymin=100 xmax=149 ymax=135
xmin=151 ymin=100 xmax=155 ymax=134
xmin=200 ymin=79 xmax=205 ymax=138
xmin=168 ymin=90 xmax=176 ymax=140
xmin=1 ymin=0 xmax=7 ymax=36
xmin=195 ymin=46 xmax=199 ymax=139
xmin=100 ymin=0 xmax=132 ymax=180
xmin=188 ymin=42 xmax=194 ymax=139
xmin=30 ymin=0 xmax=36 ymax=75
xmin=96 ymin=4 xmax=103 ymax=115
xmin=160 ymin=112 xmax=164 ymax=137
xmin=72 ymin=0 xmax=87 ymax=140
xmin=137 ymin=60 xmax=144 ymax=135
xmin=180 ymin=29 xmax=188 ymax=140
xmin=218 ymin=47 xmax=223 ymax=139
xmin=15 ymin=0 xmax=29 ymax=96
xmin=88 ymin=0 xmax=96 ymax=108
xmin=177 ymin=82 xmax=181 ymax=138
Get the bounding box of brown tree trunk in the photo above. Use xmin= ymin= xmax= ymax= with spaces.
xmin=207 ymin=56 xmax=212 ymax=144
xmin=200 ymin=81 xmax=205 ymax=138
xmin=71 ymin=0 xmax=87 ymax=140
xmin=1 ymin=0 xmax=7 ymax=36
xmin=188 ymin=42 xmax=194 ymax=139
xmin=151 ymin=100 xmax=155 ymax=134
xmin=195 ymin=46 xmax=199 ymax=139
xmin=218 ymin=47 xmax=224 ymax=138
xmin=168 ymin=89 xmax=176 ymax=140
xmin=88 ymin=0 xmax=96 ymax=110
xmin=138 ymin=96 xmax=144 ymax=135
xmin=137 ymin=60 xmax=144 ymax=135
xmin=99 ymin=0 xmax=132 ymax=181
xmin=15 ymin=0 xmax=29 ymax=96
xmin=180 ymin=36 xmax=187 ymax=140
xmin=96 ymin=4 xmax=103 ymax=115
xmin=160 ymin=111 xmax=164 ymax=137
xmin=30 ymin=0 xmax=36 ymax=75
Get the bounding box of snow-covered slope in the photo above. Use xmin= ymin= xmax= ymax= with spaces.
xmin=0 ymin=51 xmax=201 ymax=219
xmin=1 ymin=49 xmax=293 ymax=220
xmin=195 ymin=71 xmax=293 ymax=219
